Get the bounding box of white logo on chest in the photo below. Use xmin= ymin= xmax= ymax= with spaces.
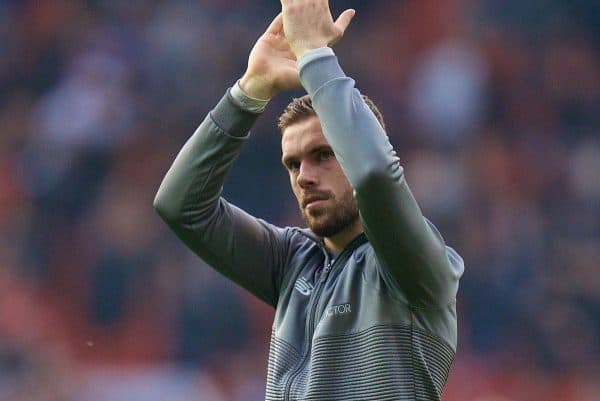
xmin=326 ymin=303 xmax=352 ymax=317
xmin=294 ymin=277 xmax=314 ymax=296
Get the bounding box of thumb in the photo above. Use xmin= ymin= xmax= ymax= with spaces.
xmin=265 ymin=13 xmax=284 ymax=35
xmin=334 ymin=9 xmax=356 ymax=36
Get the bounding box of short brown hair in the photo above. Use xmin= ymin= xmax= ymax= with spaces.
xmin=277 ymin=94 xmax=386 ymax=133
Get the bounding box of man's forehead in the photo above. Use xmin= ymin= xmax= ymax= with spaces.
xmin=281 ymin=117 xmax=329 ymax=155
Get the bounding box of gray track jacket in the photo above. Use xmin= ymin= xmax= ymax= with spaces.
xmin=154 ymin=48 xmax=464 ymax=401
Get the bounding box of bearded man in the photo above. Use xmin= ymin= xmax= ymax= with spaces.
xmin=154 ymin=1 xmax=464 ymax=399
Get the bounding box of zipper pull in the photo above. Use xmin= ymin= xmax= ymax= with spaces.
xmin=321 ymin=262 xmax=332 ymax=282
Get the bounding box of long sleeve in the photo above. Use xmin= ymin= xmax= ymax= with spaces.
xmin=299 ymin=48 xmax=464 ymax=307
xmin=153 ymin=90 xmax=290 ymax=306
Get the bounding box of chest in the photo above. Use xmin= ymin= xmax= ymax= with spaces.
xmin=273 ymin=247 xmax=411 ymax=352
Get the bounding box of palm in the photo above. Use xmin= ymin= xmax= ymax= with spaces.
xmin=245 ymin=14 xmax=300 ymax=96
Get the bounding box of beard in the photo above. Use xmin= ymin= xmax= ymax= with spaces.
xmin=300 ymin=189 xmax=359 ymax=238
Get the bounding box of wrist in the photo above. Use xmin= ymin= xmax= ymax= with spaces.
xmin=291 ymin=41 xmax=329 ymax=60
xmin=238 ymin=74 xmax=274 ymax=101
xmin=296 ymin=46 xmax=333 ymax=65
xmin=231 ymin=81 xmax=269 ymax=113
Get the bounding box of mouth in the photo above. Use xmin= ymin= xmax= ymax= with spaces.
xmin=302 ymin=195 xmax=329 ymax=209
xmin=305 ymin=199 xmax=327 ymax=209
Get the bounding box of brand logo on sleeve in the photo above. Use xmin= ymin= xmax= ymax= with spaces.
xmin=294 ymin=277 xmax=314 ymax=296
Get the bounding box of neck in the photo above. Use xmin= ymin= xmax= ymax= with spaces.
xmin=323 ymin=219 xmax=363 ymax=254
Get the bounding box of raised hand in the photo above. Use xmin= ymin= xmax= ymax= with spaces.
xmin=239 ymin=14 xmax=301 ymax=100
xmin=280 ymin=0 xmax=355 ymax=59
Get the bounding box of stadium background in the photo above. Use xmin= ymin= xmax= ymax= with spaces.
xmin=1 ymin=0 xmax=599 ymax=400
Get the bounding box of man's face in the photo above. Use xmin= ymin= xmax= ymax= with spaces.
xmin=281 ymin=116 xmax=359 ymax=238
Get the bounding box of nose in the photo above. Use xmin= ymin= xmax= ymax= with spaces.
xmin=296 ymin=160 xmax=318 ymax=189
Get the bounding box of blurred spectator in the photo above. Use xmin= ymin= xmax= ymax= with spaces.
xmin=408 ymin=39 xmax=488 ymax=145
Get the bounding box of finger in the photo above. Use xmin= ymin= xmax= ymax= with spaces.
xmin=333 ymin=9 xmax=356 ymax=35
xmin=265 ymin=13 xmax=284 ymax=35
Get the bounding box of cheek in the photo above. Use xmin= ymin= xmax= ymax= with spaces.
xmin=336 ymin=185 xmax=352 ymax=205
xmin=289 ymin=177 xmax=301 ymax=201
xmin=330 ymin=163 xmax=348 ymax=182
xmin=333 ymin=170 xmax=352 ymax=194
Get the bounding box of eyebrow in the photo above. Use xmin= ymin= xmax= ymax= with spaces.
xmin=281 ymin=145 xmax=332 ymax=167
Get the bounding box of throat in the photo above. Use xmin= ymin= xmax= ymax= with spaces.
xmin=323 ymin=220 xmax=364 ymax=253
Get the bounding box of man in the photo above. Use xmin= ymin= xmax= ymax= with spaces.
xmin=154 ymin=1 xmax=464 ymax=400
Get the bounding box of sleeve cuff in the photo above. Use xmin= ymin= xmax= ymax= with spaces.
xmin=230 ymin=81 xmax=270 ymax=113
xmin=209 ymin=89 xmax=261 ymax=137
xmin=298 ymin=47 xmax=346 ymax=96
xmin=297 ymin=47 xmax=335 ymax=71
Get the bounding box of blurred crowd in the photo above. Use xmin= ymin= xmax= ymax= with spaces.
xmin=1 ymin=0 xmax=599 ymax=400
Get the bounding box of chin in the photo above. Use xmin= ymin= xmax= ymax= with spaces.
xmin=302 ymin=202 xmax=359 ymax=238
xmin=308 ymin=218 xmax=344 ymax=238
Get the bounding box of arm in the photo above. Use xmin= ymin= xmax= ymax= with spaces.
xmin=281 ymin=1 xmax=463 ymax=306
xmin=153 ymin=14 xmax=302 ymax=306
xmin=153 ymin=91 xmax=282 ymax=306
xmin=302 ymin=50 xmax=463 ymax=306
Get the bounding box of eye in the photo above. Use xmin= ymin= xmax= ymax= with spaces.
xmin=286 ymin=160 xmax=300 ymax=171
xmin=317 ymin=150 xmax=334 ymax=161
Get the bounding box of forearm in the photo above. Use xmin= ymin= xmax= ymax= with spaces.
xmin=153 ymin=89 xmax=257 ymax=224
xmin=299 ymin=48 xmax=394 ymax=189
xmin=154 ymin=90 xmax=290 ymax=306
xmin=299 ymin=49 xmax=462 ymax=306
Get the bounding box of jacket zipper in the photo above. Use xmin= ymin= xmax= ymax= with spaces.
xmin=282 ymin=234 xmax=366 ymax=401
xmin=283 ymin=255 xmax=330 ymax=401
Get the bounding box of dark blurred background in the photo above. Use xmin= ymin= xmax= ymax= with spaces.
xmin=1 ymin=0 xmax=599 ymax=400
